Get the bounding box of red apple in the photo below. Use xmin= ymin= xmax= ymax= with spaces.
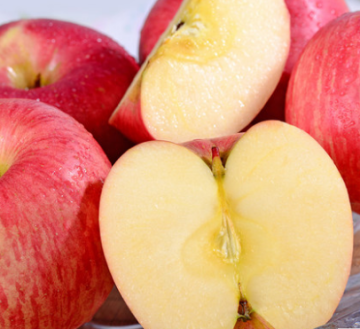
xmin=111 ymin=0 xmax=290 ymax=144
xmin=0 ymin=99 xmax=113 ymax=328
xmin=100 ymin=121 xmax=353 ymax=329
xmin=0 ymin=18 xmax=139 ymax=163
xmin=138 ymin=0 xmax=348 ymax=125
xmin=286 ymin=11 xmax=360 ymax=213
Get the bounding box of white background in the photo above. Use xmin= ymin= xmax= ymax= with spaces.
xmin=0 ymin=0 xmax=360 ymax=61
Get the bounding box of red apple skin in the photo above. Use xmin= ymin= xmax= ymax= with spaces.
xmin=139 ymin=0 xmax=182 ymax=64
xmin=110 ymin=82 xmax=154 ymax=143
xmin=234 ymin=313 xmax=275 ymax=329
xmin=0 ymin=19 xmax=139 ymax=163
xmin=138 ymin=0 xmax=348 ymax=126
xmin=0 ymin=99 xmax=113 ymax=328
xmin=286 ymin=12 xmax=360 ymax=213
xmin=182 ymin=133 xmax=243 ymax=165
xmin=249 ymin=0 xmax=348 ymax=125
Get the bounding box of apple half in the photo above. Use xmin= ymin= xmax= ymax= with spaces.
xmin=110 ymin=0 xmax=290 ymax=143
xmin=100 ymin=121 xmax=353 ymax=329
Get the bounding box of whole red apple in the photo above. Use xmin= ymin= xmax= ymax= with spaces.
xmin=0 ymin=99 xmax=113 ymax=328
xmin=286 ymin=11 xmax=360 ymax=213
xmin=0 ymin=18 xmax=139 ymax=163
xmin=138 ymin=0 xmax=348 ymax=125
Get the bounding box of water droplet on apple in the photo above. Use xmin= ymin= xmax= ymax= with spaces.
xmin=316 ymin=1 xmax=323 ymax=8
xmin=97 ymin=38 xmax=102 ymax=43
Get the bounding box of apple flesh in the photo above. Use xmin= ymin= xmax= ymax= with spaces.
xmin=100 ymin=121 xmax=353 ymax=329
xmin=110 ymin=0 xmax=290 ymax=143
xmin=0 ymin=99 xmax=113 ymax=328
xmin=0 ymin=19 xmax=139 ymax=163
xmin=286 ymin=12 xmax=360 ymax=214
xmin=138 ymin=0 xmax=348 ymax=126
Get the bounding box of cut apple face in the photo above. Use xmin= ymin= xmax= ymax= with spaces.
xmin=110 ymin=0 xmax=290 ymax=144
xmin=100 ymin=121 xmax=353 ymax=329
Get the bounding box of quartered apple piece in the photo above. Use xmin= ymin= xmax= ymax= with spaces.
xmin=100 ymin=121 xmax=353 ymax=329
xmin=110 ymin=0 xmax=290 ymax=143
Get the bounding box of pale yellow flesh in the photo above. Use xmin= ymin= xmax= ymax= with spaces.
xmin=140 ymin=0 xmax=290 ymax=142
xmin=100 ymin=122 xmax=353 ymax=329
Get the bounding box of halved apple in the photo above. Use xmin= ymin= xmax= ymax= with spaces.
xmin=100 ymin=121 xmax=353 ymax=329
xmin=110 ymin=0 xmax=290 ymax=143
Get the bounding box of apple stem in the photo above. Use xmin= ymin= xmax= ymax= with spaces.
xmin=211 ymin=146 xmax=224 ymax=179
xmin=33 ymin=73 xmax=42 ymax=89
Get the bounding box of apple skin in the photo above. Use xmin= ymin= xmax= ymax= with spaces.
xmin=0 ymin=99 xmax=113 ymax=328
xmin=249 ymin=0 xmax=348 ymax=125
xmin=182 ymin=134 xmax=243 ymax=165
xmin=138 ymin=0 xmax=348 ymax=125
xmin=0 ymin=19 xmax=139 ymax=163
xmin=286 ymin=12 xmax=360 ymax=213
xmin=139 ymin=0 xmax=182 ymax=64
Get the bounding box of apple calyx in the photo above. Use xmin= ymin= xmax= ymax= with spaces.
xmin=235 ymin=298 xmax=275 ymax=329
xmin=211 ymin=146 xmax=241 ymax=265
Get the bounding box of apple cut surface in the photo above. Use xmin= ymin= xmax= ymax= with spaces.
xmin=138 ymin=0 xmax=349 ymax=128
xmin=100 ymin=121 xmax=353 ymax=329
xmin=110 ymin=0 xmax=290 ymax=143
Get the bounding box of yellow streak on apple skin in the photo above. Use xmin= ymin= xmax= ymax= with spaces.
xmin=0 ymin=163 xmax=9 ymax=177
xmin=0 ymin=25 xmax=24 ymax=49
xmin=212 ymin=147 xmax=241 ymax=265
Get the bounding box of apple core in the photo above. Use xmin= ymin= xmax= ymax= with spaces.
xmin=212 ymin=146 xmax=241 ymax=265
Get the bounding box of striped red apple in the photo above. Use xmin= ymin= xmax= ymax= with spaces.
xmin=286 ymin=11 xmax=360 ymax=214
xmin=0 ymin=18 xmax=139 ymax=163
xmin=0 ymin=99 xmax=113 ymax=328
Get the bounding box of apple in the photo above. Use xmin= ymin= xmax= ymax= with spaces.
xmin=110 ymin=0 xmax=290 ymax=144
xmin=286 ymin=11 xmax=360 ymax=214
xmin=99 ymin=120 xmax=353 ymax=329
xmin=138 ymin=0 xmax=349 ymax=126
xmin=0 ymin=18 xmax=139 ymax=163
xmin=0 ymin=99 xmax=113 ymax=328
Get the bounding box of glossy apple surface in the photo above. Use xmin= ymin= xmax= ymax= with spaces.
xmin=138 ymin=0 xmax=348 ymax=126
xmin=286 ymin=12 xmax=360 ymax=213
xmin=100 ymin=121 xmax=353 ymax=329
xmin=0 ymin=18 xmax=139 ymax=163
xmin=0 ymin=99 xmax=113 ymax=328
xmin=111 ymin=0 xmax=290 ymax=143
